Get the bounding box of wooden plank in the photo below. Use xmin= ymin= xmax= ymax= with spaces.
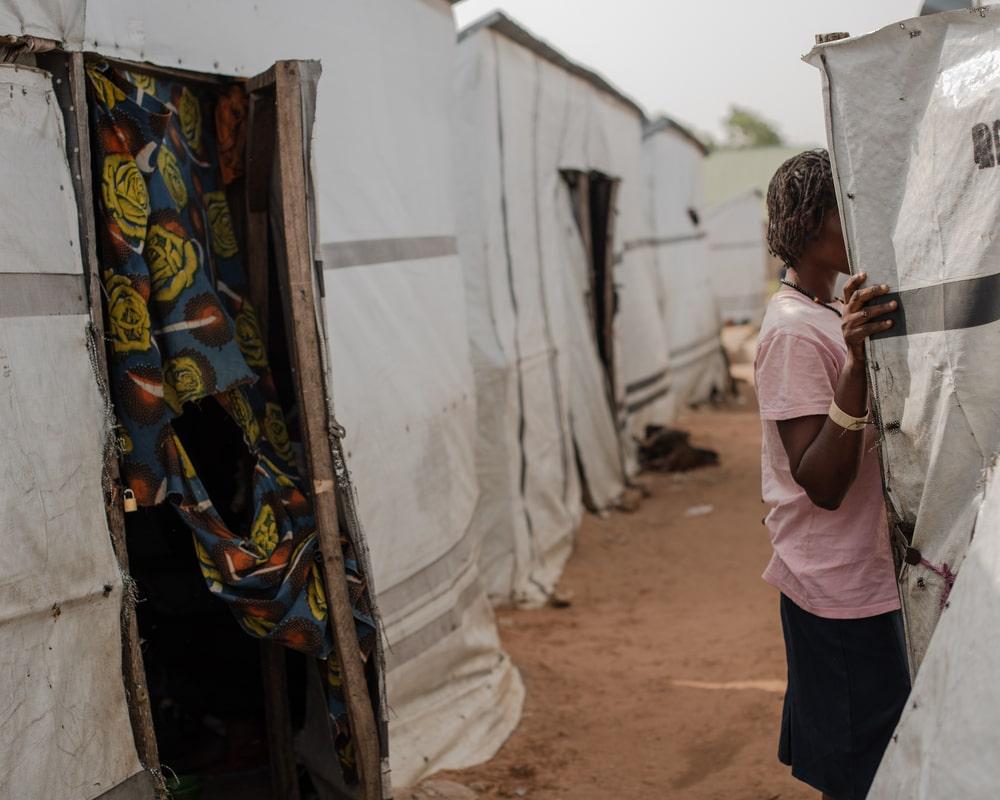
xmin=268 ymin=60 xmax=382 ymax=800
xmin=261 ymin=643 xmax=301 ymax=800
xmin=41 ymin=51 xmax=164 ymax=790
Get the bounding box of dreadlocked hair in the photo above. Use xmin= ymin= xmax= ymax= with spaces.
xmin=766 ymin=149 xmax=838 ymax=269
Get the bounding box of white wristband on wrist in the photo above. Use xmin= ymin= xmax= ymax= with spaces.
xmin=829 ymin=400 xmax=868 ymax=431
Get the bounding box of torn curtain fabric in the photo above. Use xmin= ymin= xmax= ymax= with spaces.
xmin=87 ymin=63 xmax=376 ymax=776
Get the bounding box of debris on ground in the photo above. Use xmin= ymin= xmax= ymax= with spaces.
xmin=685 ymin=504 xmax=715 ymax=518
xmin=637 ymin=425 xmax=720 ymax=472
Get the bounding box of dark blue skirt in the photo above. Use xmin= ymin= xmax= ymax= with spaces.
xmin=779 ymin=594 xmax=910 ymax=800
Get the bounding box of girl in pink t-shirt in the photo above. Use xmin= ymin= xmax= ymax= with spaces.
xmin=756 ymin=150 xmax=909 ymax=800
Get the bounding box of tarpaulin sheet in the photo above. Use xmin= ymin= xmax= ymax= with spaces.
xmin=0 ymin=63 xmax=143 ymax=800
xmin=808 ymin=5 xmax=1000 ymax=668
xmin=705 ymin=190 xmax=768 ymax=326
xmin=870 ymin=459 xmax=1000 ymax=798
xmin=641 ymin=124 xmax=728 ymax=414
xmin=0 ymin=0 xmax=524 ymax=788
xmin=809 ymin=8 xmax=1000 ymax=794
xmin=454 ymin=15 xmax=632 ymax=605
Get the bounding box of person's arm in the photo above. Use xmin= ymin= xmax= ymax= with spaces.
xmin=776 ymin=272 xmax=896 ymax=511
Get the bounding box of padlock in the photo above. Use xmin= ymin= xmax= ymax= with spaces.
xmin=123 ymin=488 xmax=138 ymax=513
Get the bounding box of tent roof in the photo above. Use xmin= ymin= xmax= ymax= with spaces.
xmin=642 ymin=115 xmax=710 ymax=156
xmin=458 ymin=11 xmax=645 ymax=119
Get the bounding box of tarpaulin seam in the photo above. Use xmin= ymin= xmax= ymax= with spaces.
xmin=531 ymin=55 xmax=571 ymax=509
xmin=492 ymin=35 xmax=537 ymax=580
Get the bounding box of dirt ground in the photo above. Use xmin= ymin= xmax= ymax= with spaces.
xmin=435 ymin=394 xmax=814 ymax=800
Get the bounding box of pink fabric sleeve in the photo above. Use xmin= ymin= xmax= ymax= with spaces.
xmin=755 ymin=332 xmax=839 ymax=421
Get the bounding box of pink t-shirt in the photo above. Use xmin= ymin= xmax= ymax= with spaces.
xmin=754 ymin=289 xmax=899 ymax=619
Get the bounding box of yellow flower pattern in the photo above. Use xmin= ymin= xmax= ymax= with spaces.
xmin=177 ymin=87 xmax=202 ymax=151
xmin=105 ymin=275 xmax=151 ymax=354
xmin=204 ymin=191 xmax=239 ymax=258
xmin=228 ymin=388 xmax=261 ymax=447
xmin=88 ymin=69 xmax=126 ymax=110
xmin=146 ymin=223 xmax=199 ymax=303
xmin=235 ymin=304 xmax=268 ymax=368
xmin=264 ymin=403 xmax=295 ymax=464
xmin=307 ymin=562 xmax=328 ymax=622
xmin=101 ymin=154 xmax=149 ymax=240
xmin=157 ymin=145 xmax=188 ymax=210
xmin=163 ymin=355 xmax=206 ymax=412
xmin=251 ymin=503 xmax=279 ymax=559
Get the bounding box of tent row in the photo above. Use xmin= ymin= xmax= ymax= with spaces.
xmin=0 ymin=3 xmax=739 ymax=798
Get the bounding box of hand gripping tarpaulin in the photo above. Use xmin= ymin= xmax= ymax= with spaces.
xmin=808 ymin=8 xmax=1000 ymax=793
xmin=808 ymin=5 xmax=1000 ymax=668
xmin=0 ymin=63 xmax=144 ymax=800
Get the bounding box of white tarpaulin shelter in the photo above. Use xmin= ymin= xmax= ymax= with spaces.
xmin=870 ymin=461 xmax=1000 ymax=797
xmin=454 ymin=13 xmax=640 ymax=605
xmin=809 ymin=6 xmax=1000 ymax=794
xmin=0 ymin=0 xmax=523 ymax=792
xmin=0 ymin=62 xmax=148 ymax=800
xmin=640 ymin=118 xmax=729 ymax=414
xmin=705 ymin=189 xmax=768 ymax=326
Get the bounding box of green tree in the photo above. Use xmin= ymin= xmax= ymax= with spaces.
xmin=723 ymin=106 xmax=785 ymax=149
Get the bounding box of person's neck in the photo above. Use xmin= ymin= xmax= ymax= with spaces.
xmin=786 ymin=265 xmax=837 ymax=303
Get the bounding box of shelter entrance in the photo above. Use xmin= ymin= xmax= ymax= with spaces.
xmin=562 ymin=169 xmax=620 ymax=397
xmin=34 ymin=48 xmax=384 ymax=800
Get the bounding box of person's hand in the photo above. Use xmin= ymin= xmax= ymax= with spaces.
xmin=841 ymin=271 xmax=896 ymax=364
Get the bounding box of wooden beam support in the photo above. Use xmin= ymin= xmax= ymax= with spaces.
xmin=41 ymin=50 xmax=163 ymax=789
xmin=269 ymin=60 xmax=382 ymax=800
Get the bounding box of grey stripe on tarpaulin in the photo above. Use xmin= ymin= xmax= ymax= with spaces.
xmin=872 ymin=272 xmax=1000 ymax=340
xmin=378 ymin=524 xmax=476 ymax=619
xmin=625 ymin=367 xmax=669 ymax=396
xmin=709 ymin=240 xmax=763 ymax=251
xmin=95 ymin=771 xmax=157 ymax=800
xmin=0 ymin=273 xmax=87 ymax=319
xmin=385 ymin=577 xmax=484 ymax=670
xmin=623 ymin=232 xmax=707 ymax=251
xmin=320 ymin=236 xmax=457 ymax=270
xmin=669 ymin=331 xmax=723 ymax=362
xmin=626 ymin=384 xmax=671 ymax=415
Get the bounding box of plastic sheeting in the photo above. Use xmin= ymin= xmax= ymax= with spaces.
xmin=454 ymin=14 xmax=631 ymax=605
xmin=808 ymin=6 xmax=1000 ymax=671
xmin=869 ymin=458 xmax=1000 ymax=797
xmin=0 ymin=64 xmax=143 ymax=800
xmin=0 ymin=0 xmax=523 ymax=788
xmin=640 ymin=121 xmax=728 ymax=414
xmin=705 ymin=190 xmax=768 ymax=326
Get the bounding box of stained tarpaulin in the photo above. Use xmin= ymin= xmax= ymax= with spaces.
xmin=808 ymin=4 xmax=1000 ymax=667
xmin=454 ymin=13 xmax=633 ymax=605
xmin=808 ymin=7 xmax=1000 ymax=793
xmin=0 ymin=63 xmax=144 ymax=800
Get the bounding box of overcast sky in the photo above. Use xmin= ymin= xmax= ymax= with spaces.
xmin=452 ymin=0 xmax=922 ymax=146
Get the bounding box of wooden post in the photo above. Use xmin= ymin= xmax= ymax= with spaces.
xmin=269 ymin=60 xmax=382 ymax=800
xmin=41 ymin=50 xmax=163 ymax=789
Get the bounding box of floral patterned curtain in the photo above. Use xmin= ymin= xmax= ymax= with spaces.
xmin=88 ymin=63 xmax=376 ymax=778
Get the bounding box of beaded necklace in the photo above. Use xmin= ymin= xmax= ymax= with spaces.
xmin=779 ymin=279 xmax=843 ymax=318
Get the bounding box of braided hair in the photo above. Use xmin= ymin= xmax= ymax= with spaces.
xmin=766 ymin=149 xmax=838 ymax=269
